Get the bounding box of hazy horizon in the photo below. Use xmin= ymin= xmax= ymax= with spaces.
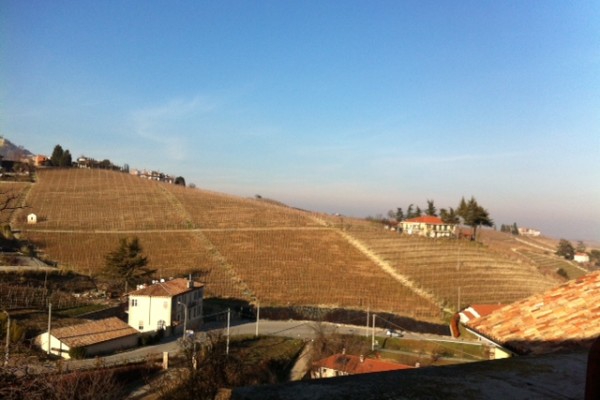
xmin=2 ymin=2 xmax=599 ymax=241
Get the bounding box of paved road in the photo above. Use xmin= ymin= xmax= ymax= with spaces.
xmin=61 ymin=319 xmax=479 ymax=371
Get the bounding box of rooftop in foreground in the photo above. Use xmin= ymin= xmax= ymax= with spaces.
xmin=231 ymin=349 xmax=587 ymax=400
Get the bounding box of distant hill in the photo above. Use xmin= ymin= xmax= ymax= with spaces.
xmin=0 ymin=137 xmax=35 ymax=161
xmin=6 ymin=168 xmax=579 ymax=328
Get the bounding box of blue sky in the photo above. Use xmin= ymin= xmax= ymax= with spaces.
xmin=1 ymin=1 xmax=599 ymax=241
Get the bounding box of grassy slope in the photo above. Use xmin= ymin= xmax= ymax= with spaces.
xmin=10 ymin=169 xmax=572 ymax=323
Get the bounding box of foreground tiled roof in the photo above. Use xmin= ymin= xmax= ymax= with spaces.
xmin=128 ymin=278 xmax=204 ymax=297
xmin=50 ymin=317 xmax=138 ymax=348
xmin=314 ymin=354 xmax=412 ymax=374
xmin=233 ymin=350 xmax=588 ymax=400
xmin=467 ymin=271 xmax=600 ymax=354
xmin=403 ymin=216 xmax=447 ymax=225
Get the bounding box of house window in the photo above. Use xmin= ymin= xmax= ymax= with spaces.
xmin=138 ymin=321 xmax=144 ymax=330
xmin=131 ymin=299 xmax=137 ymax=307
xmin=157 ymin=320 xmax=166 ymax=330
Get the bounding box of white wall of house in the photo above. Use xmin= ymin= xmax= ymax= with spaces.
xmin=35 ymin=333 xmax=71 ymax=358
xmin=574 ymin=253 xmax=590 ymax=263
xmin=129 ymin=295 xmax=174 ymax=333
xmin=128 ymin=287 xmax=204 ymax=335
xmin=401 ymin=222 xmax=455 ymax=238
xmin=85 ymin=335 xmax=139 ymax=356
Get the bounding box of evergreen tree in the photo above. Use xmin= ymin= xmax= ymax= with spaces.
xmin=60 ymin=149 xmax=72 ymax=167
xmin=175 ymin=176 xmax=186 ymax=186
xmin=50 ymin=145 xmax=64 ymax=166
xmin=104 ymin=237 xmax=155 ymax=293
xmin=556 ymin=239 xmax=575 ymax=260
xmin=395 ymin=207 xmax=405 ymax=221
xmin=440 ymin=207 xmax=460 ymax=224
xmin=425 ymin=200 xmax=437 ymax=216
xmin=512 ymin=222 xmax=519 ymax=235
xmin=457 ymin=196 xmax=493 ymax=240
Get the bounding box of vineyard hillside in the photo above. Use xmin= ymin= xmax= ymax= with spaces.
xmin=7 ymin=169 xmax=567 ymax=324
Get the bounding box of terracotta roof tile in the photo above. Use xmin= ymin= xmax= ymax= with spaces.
xmin=403 ymin=216 xmax=446 ymax=225
xmin=314 ymin=354 xmax=413 ymax=374
xmin=50 ymin=317 xmax=138 ymax=348
xmin=128 ymin=278 xmax=204 ymax=297
xmin=466 ymin=271 xmax=600 ymax=354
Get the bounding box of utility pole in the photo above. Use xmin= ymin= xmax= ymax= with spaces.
xmin=3 ymin=310 xmax=9 ymax=367
xmin=255 ymin=302 xmax=260 ymax=338
xmin=47 ymin=303 xmax=52 ymax=355
xmin=371 ymin=314 xmax=376 ymax=351
xmin=365 ymin=307 xmax=370 ymax=337
xmin=178 ymin=301 xmax=188 ymax=340
xmin=226 ymin=308 xmax=231 ymax=355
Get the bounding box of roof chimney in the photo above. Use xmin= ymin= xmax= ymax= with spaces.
xmin=359 ymin=355 xmax=364 ymax=363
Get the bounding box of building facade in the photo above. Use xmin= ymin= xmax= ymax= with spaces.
xmin=401 ymin=216 xmax=456 ymax=238
xmin=127 ymin=278 xmax=204 ymax=336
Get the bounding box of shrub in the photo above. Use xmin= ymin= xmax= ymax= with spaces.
xmin=557 ymin=268 xmax=568 ymax=279
xmin=69 ymin=346 xmax=87 ymax=359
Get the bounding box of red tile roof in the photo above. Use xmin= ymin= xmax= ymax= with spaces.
xmin=129 ymin=278 xmax=204 ymax=297
xmin=314 ymin=354 xmax=412 ymax=374
xmin=460 ymin=304 xmax=505 ymax=322
xmin=50 ymin=317 xmax=138 ymax=348
xmin=403 ymin=216 xmax=446 ymax=225
xmin=466 ymin=271 xmax=600 ymax=355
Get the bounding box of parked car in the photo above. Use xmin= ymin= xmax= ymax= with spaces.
xmin=385 ymin=329 xmax=404 ymax=337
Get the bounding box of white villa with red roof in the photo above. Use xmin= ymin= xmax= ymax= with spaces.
xmin=127 ymin=277 xmax=204 ymax=336
xmin=401 ymin=216 xmax=456 ymax=238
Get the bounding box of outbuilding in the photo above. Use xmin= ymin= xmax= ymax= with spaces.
xmin=35 ymin=317 xmax=139 ymax=359
xmin=27 ymin=213 xmax=37 ymax=224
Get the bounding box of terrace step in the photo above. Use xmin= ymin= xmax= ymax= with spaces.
xmin=336 ymin=229 xmax=444 ymax=311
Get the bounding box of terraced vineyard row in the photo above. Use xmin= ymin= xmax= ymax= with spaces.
xmin=518 ymin=250 xmax=586 ymax=279
xmin=12 ymin=168 xmax=566 ymax=325
xmin=166 ymin=183 xmax=323 ymax=229
xmin=15 ymin=169 xmax=189 ymax=230
xmin=25 ymin=228 xmax=442 ymax=321
xmin=204 ymin=229 xmax=442 ymax=321
xmin=25 ymin=231 xmax=245 ymax=299
xmin=345 ymin=224 xmax=558 ymax=310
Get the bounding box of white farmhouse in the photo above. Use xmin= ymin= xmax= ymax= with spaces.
xmin=127 ymin=278 xmax=204 ymax=336
xmin=574 ymin=253 xmax=590 ymax=263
